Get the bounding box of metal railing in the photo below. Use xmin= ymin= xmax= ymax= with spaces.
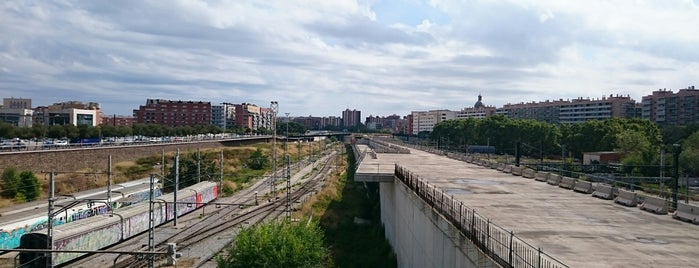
xmin=395 ymin=165 xmax=568 ymax=268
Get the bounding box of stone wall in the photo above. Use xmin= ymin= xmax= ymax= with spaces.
xmin=0 ymin=139 xmax=267 ymax=174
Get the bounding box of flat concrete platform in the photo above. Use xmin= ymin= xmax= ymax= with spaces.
xmin=355 ymin=144 xmax=396 ymax=182
xmin=364 ymin=146 xmax=699 ymax=268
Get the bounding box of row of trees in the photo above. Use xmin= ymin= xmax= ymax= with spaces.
xmin=0 ymin=122 xmax=231 ymax=140
xmin=0 ymin=120 xmax=319 ymax=141
xmin=430 ymin=116 xmax=662 ymax=158
xmin=428 ymin=116 xmax=698 ymax=176
xmin=1 ymin=168 xmax=41 ymax=202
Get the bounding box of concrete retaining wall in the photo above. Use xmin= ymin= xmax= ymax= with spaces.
xmin=381 ymin=179 xmax=497 ymax=268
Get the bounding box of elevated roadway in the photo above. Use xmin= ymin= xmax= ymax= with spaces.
xmin=355 ymin=143 xmax=698 ymax=268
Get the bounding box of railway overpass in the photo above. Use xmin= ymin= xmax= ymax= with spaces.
xmin=354 ymin=139 xmax=699 ymax=268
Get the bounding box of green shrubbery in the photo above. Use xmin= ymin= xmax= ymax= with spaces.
xmin=1 ymin=167 xmax=41 ymax=202
xmin=217 ymin=219 xmax=331 ymax=268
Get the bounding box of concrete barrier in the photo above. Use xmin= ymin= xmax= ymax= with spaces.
xmin=614 ymin=189 xmax=637 ymax=207
xmin=511 ymin=166 xmax=523 ymax=176
xmin=503 ymin=165 xmax=513 ymax=174
xmin=592 ymin=184 xmax=614 ymax=200
xmin=573 ymin=180 xmax=593 ymax=194
xmin=547 ymin=173 xmax=561 ymax=186
xmin=640 ymin=196 xmax=668 ymax=215
xmin=673 ymin=203 xmax=699 ymax=224
xmin=496 ymin=163 xmax=506 ymax=171
xmin=535 ymin=172 xmax=549 ymax=182
xmin=522 ymin=168 xmax=536 ymax=179
xmin=559 ymin=176 xmax=575 ymax=189
xmin=489 ymin=161 xmax=499 ymax=169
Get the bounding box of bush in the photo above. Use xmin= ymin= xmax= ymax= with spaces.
xmin=246 ymin=148 xmax=269 ymax=170
xmin=217 ymin=219 xmax=331 ymax=268
xmin=18 ymin=170 xmax=41 ymax=201
xmin=1 ymin=167 xmax=20 ymax=198
xmin=1 ymin=168 xmax=41 ymax=202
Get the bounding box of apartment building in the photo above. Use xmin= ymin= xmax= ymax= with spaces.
xmin=499 ymin=95 xmax=637 ymax=123
xmin=642 ymin=86 xmax=699 ymax=126
xmin=211 ymin=103 xmax=236 ymax=129
xmin=342 ymin=109 xmax=362 ymax=128
xmin=133 ymin=99 xmax=211 ymax=127
xmin=233 ymin=103 xmax=273 ymax=131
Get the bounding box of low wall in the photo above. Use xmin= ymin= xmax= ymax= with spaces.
xmin=0 ymin=139 xmax=265 ymax=174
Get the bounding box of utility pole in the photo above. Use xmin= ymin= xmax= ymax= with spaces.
xmin=672 ymin=144 xmax=681 ymax=210
xmin=219 ymin=150 xmax=224 ymax=195
xmin=148 ymin=174 xmax=156 ymax=268
xmin=174 ymin=149 xmax=179 ymax=226
xmin=108 ymin=155 xmax=112 ymax=206
xmin=286 ymin=155 xmax=291 ymax=219
xmin=47 ymin=170 xmax=55 ymax=268
xmin=161 ymin=149 xmax=165 ymax=178
xmin=271 ymin=101 xmax=278 ymax=194
xmin=285 ymin=113 xmax=290 ymax=156
xmin=197 ymin=148 xmax=201 ymax=183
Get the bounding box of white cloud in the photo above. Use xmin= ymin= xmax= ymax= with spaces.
xmin=0 ymin=0 xmax=697 ymax=118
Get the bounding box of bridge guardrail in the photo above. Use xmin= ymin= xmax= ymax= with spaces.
xmin=395 ymin=164 xmax=568 ymax=268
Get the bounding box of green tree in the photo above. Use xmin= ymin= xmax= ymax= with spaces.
xmin=1 ymin=167 xmax=20 ymax=198
xmin=616 ymin=130 xmax=651 ymax=157
xmin=164 ymin=152 xmax=218 ymax=192
xmin=217 ymin=219 xmax=331 ymax=268
xmin=1 ymin=168 xmax=40 ymax=202
xmin=247 ymin=148 xmax=269 ymax=170
xmin=277 ymin=121 xmax=307 ymax=136
xmin=31 ymin=124 xmax=48 ymax=139
xmin=0 ymin=122 xmax=14 ymax=138
xmin=47 ymin=125 xmax=66 ymax=138
xmin=679 ymin=131 xmax=699 ymax=176
xmin=17 ymin=170 xmax=41 ymax=201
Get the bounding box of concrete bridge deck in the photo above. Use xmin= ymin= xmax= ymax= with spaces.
xmin=356 ymin=145 xmax=699 ymax=268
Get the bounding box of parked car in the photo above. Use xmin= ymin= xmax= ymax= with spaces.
xmin=54 ymin=139 xmax=69 ymax=146
xmin=1 ymin=138 xmax=27 ymax=150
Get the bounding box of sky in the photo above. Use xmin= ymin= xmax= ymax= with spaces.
xmin=1 ymin=0 xmax=699 ymax=118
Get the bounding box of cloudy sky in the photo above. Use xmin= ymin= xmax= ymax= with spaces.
xmin=2 ymin=0 xmax=698 ymax=117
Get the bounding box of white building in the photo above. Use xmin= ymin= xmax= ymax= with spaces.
xmin=0 ymin=98 xmax=33 ymax=127
xmin=411 ymin=110 xmax=455 ymax=134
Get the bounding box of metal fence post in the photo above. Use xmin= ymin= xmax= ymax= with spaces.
xmin=470 ymin=209 xmax=475 ymax=238
xmin=486 ymin=218 xmax=491 ymax=253
xmin=509 ymin=231 xmax=514 ymax=265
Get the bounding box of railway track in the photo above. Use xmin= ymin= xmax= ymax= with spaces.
xmin=154 ymin=151 xmax=336 ymax=268
xmin=71 ymin=147 xmax=340 ymax=268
